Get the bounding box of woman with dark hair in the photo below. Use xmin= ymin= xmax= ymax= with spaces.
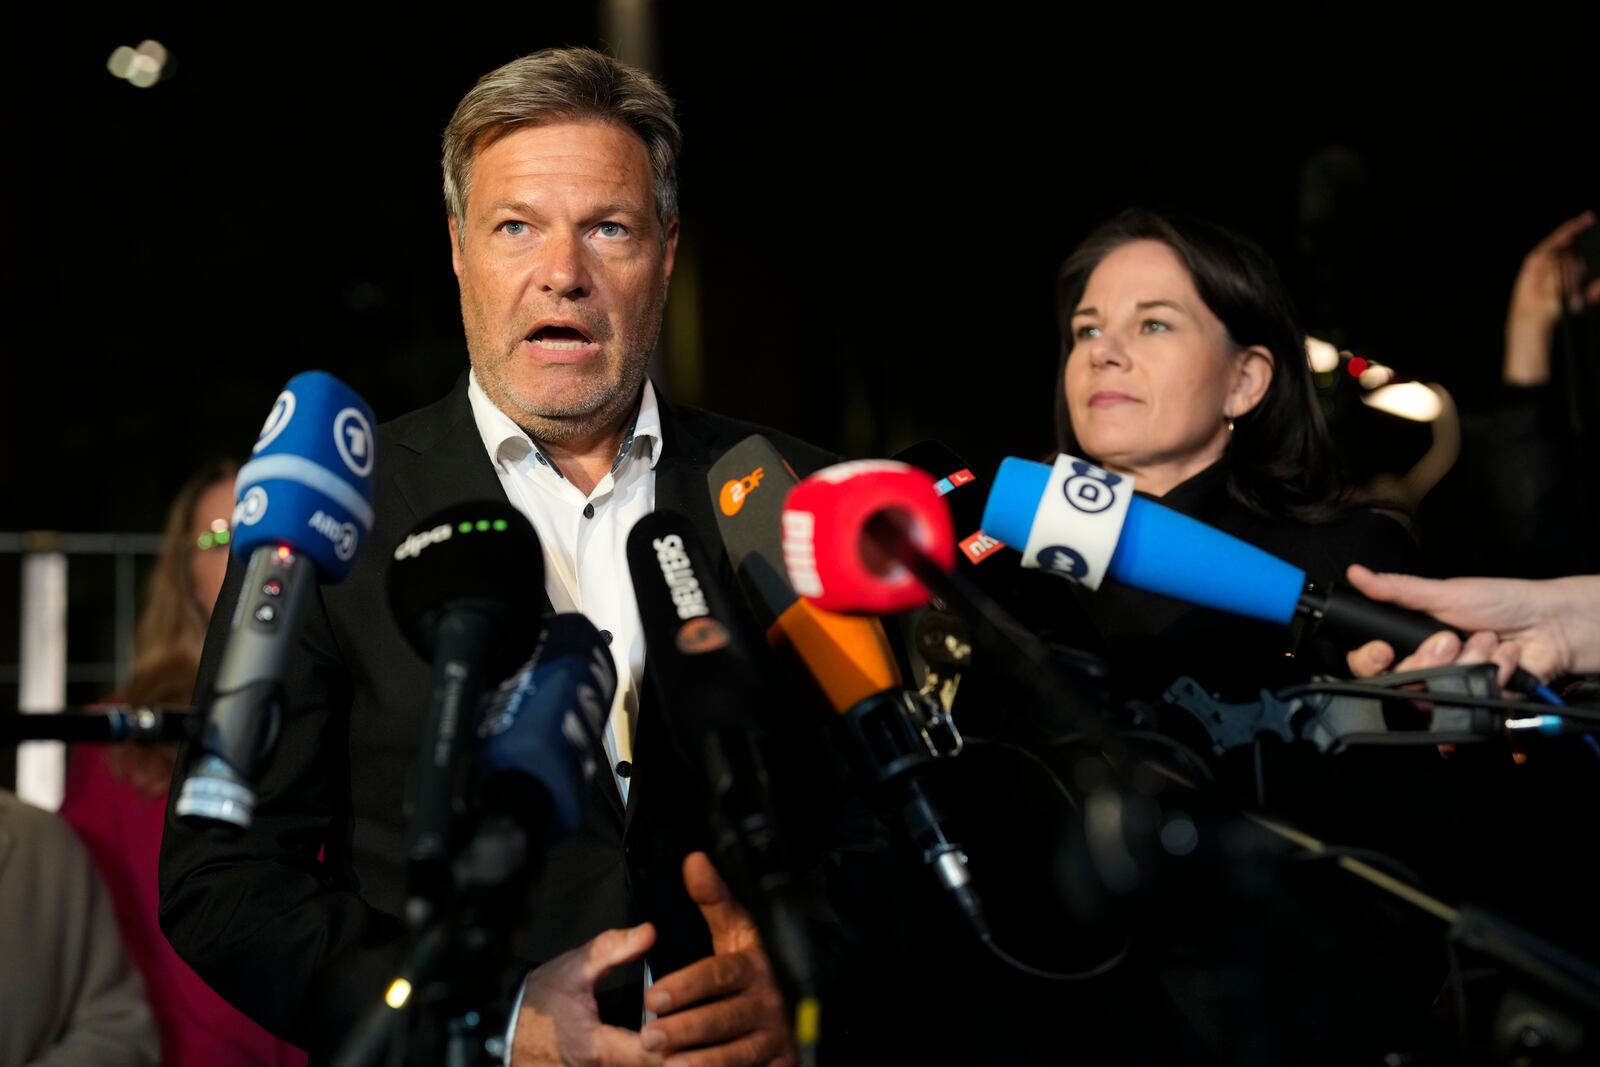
xmin=60 ymin=461 xmax=308 ymax=1067
xmin=1027 ymin=211 xmax=1458 ymax=1065
xmin=1051 ymin=208 xmax=1418 ymax=699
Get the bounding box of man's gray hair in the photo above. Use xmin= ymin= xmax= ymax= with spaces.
xmin=442 ymin=46 xmax=681 ymax=246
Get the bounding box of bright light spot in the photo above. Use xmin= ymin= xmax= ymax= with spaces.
xmin=1347 ymin=356 xmax=1369 ymax=378
xmin=1305 ymin=337 xmax=1340 ymax=373
xmin=210 ymin=519 xmax=228 ymax=533
xmin=107 ymin=39 xmax=170 ymax=88
xmin=128 ymin=55 xmax=160 ymax=88
xmin=276 ymin=546 xmax=293 ymax=561
xmin=385 ymin=979 xmax=412 ymax=1009
xmin=1361 ymin=382 xmax=1444 ymax=423
xmin=107 ymin=46 xmax=136 ymax=79
xmin=1358 ymin=362 xmax=1396 ymax=389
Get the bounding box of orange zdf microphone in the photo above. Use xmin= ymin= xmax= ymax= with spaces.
xmin=708 ymin=438 xmax=992 ymax=941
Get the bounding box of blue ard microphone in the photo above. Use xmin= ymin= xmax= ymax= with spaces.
xmin=176 ymin=371 xmax=377 ymax=835
xmin=981 ymin=454 xmax=1543 ymax=693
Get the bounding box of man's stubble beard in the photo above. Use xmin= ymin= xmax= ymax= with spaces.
xmin=462 ymin=285 xmax=666 ymax=447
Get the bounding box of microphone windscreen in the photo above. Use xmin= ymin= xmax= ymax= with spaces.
xmin=387 ymin=501 xmax=545 ymax=671
xmin=782 ymin=460 xmax=954 ymax=615
xmin=1111 ymin=497 xmax=1304 ymax=625
xmin=232 ymin=371 xmax=378 ymax=579
xmin=984 ymin=455 xmax=1306 ymax=624
xmin=478 ymin=613 xmax=615 ymax=836
xmin=981 ymin=456 xmax=1052 ymax=550
xmin=627 ymin=508 xmax=770 ymax=739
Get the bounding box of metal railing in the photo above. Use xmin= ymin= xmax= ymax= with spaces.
xmin=2 ymin=532 xmax=164 ymax=809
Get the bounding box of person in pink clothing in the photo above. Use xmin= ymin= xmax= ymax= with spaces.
xmin=60 ymin=460 xmax=308 ymax=1067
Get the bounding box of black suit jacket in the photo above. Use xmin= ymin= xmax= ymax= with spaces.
xmin=158 ymin=376 xmax=838 ymax=1057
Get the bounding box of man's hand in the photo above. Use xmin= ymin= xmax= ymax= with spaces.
xmin=639 ymin=852 xmax=796 ymax=1067
xmin=513 ymin=923 xmax=661 ymax=1067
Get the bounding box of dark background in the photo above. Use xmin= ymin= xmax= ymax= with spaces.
xmin=1 ymin=6 xmax=1597 ymax=707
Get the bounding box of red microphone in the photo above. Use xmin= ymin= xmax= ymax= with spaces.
xmin=781 ymin=460 xmax=956 ymax=616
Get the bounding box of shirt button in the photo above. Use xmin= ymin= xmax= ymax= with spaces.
xmin=615 ymin=760 xmax=633 ymax=778
xmin=535 ymin=453 xmax=548 ymax=466
xmin=583 ymin=503 xmax=595 ymax=519
xmin=600 ymin=629 xmax=613 ymax=645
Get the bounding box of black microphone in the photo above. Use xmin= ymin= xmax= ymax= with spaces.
xmin=331 ymin=614 xmax=614 ymax=1067
xmin=176 ymin=371 xmax=378 ymax=835
xmin=387 ymin=501 xmax=545 ymax=923
xmin=625 ymin=509 xmax=821 ymax=1035
xmin=1 ymin=706 xmax=198 ymax=745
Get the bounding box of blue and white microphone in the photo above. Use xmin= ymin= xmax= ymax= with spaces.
xmin=980 ymin=454 xmax=1543 ymax=692
xmin=177 ymin=371 xmax=377 ymax=834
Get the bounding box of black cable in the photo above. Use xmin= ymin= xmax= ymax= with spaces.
xmin=942 ymin=746 xmax=1130 ymax=981
xmin=962 ymin=737 xmax=1080 ymax=810
xmin=1329 ymin=731 xmax=1491 ymax=753
xmin=1112 ymin=729 xmax=1218 ymax=783
xmin=1279 ymin=680 xmax=1600 ymax=723
xmin=980 ymin=932 xmax=1131 ymax=982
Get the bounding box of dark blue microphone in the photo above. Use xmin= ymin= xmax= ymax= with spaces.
xmin=177 ymin=371 xmax=377 ymax=834
xmin=475 ymin=612 xmax=615 ymax=848
xmin=981 ymin=454 xmax=1517 ymax=675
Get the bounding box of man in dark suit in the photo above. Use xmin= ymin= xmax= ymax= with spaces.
xmin=160 ymin=47 xmax=833 ymax=1067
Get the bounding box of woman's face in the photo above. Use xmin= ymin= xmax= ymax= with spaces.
xmin=188 ymin=479 xmax=235 ymax=621
xmin=1063 ymin=239 xmax=1270 ymax=496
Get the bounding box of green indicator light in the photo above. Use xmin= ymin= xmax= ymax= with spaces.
xmin=458 ymin=522 xmax=473 ymax=534
xmin=475 ymin=520 xmax=489 ymax=532
xmin=215 ymin=529 xmax=230 ymax=545
xmin=197 ymin=534 xmax=212 ymax=550
xmin=492 ymin=519 xmax=508 ymax=532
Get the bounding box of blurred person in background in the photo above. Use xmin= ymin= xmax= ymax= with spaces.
xmin=59 ymin=460 xmax=308 ymax=1067
xmin=1 ymin=787 xmax=159 ymax=1067
xmin=1478 ymin=210 xmax=1600 ymax=576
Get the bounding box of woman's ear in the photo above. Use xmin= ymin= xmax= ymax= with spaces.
xmin=1227 ymin=345 xmax=1275 ymax=418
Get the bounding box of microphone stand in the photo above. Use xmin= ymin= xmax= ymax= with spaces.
xmin=332 ymin=608 xmax=533 ymax=1067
